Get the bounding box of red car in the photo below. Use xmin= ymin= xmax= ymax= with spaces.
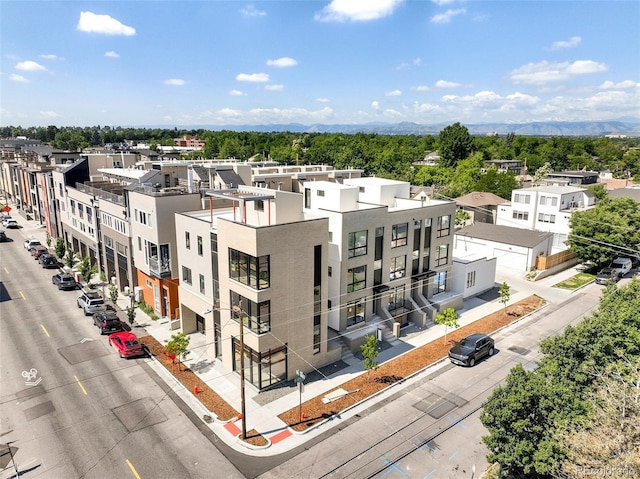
xmin=108 ymin=331 xmax=145 ymax=358
xmin=32 ymin=245 xmax=49 ymax=259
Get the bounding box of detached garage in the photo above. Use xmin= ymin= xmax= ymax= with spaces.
xmin=454 ymin=223 xmax=554 ymax=273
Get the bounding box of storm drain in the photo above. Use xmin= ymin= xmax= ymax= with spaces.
xmin=113 ymin=398 xmax=167 ymax=432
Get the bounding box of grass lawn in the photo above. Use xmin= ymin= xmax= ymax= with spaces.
xmin=553 ymin=272 xmax=595 ymax=290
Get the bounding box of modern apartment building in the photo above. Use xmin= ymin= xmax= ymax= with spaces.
xmin=128 ymin=185 xmax=202 ymax=321
xmin=302 ymin=178 xmax=458 ymax=341
xmin=177 ymin=187 xmax=341 ymax=389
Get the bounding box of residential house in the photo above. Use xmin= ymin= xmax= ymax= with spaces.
xmin=454 ymin=192 xmax=508 ymax=225
xmin=496 ymin=185 xmax=595 ymax=252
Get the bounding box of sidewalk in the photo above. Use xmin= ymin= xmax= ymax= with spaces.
xmin=12 ymin=210 xmax=580 ymax=456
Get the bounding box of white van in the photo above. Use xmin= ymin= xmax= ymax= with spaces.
xmin=609 ymin=257 xmax=632 ymax=278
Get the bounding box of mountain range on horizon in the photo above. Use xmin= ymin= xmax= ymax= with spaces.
xmin=138 ymin=119 xmax=640 ymax=137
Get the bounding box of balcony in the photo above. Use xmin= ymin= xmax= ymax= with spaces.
xmin=149 ymin=256 xmax=171 ymax=278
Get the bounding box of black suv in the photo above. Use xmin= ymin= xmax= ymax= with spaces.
xmin=449 ymin=333 xmax=495 ymax=367
xmin=39 ymin=254 xmax=58 ymax=269
xmin=52 ymin=273 xmax=78 ymax=290
xmin=93 ymin=310 xmax=125 ymax=335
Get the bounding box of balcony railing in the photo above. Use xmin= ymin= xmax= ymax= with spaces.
xmin=149 ymin=256 xmax=171 ymax=278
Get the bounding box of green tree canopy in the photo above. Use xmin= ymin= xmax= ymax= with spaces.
xmin=437 ymin=122 xmax=474 ymax=168
xmin=567 ymin=197 xmax=640 ymax=266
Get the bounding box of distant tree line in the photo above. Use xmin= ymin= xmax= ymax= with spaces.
xmin=3 ymin=124 xmax=639 ymax=198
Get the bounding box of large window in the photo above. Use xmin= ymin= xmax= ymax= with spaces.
xmin=512 ymin=211 xmax=529 ymax=220
xmin=436 ymin=215 xmax=451 ymax=237
xmin=539 ymin=195 xmax=558 ymax=206
xmin=433 ymin=271 xmax=447 ymax=295
xmin=390 ymin=255 xmax=406 ymax=280
xmin=466 ymin=271 xmax=476 ymax=288
xmin=229 ymin=248 xmax=270 ymax=290
xmin=391 ymin=223 xmax=408 ymax=248
xmin=388 ymin=285 xmax=405 ymax=311
xmin=230 ymin=291 xmax=270 ymax=334
xmin=348 ymin=230 xmax=368 ymax=258
xmin=233 ymin=339 xmax=286 ymax=390
xmin=514 ymin=193 xmax=531 ymax=204
xmin=435 ymin=244 xmax=449 ymax=267
xmin=538 ymin=213 xmax=556 ymax=223
xmin=346 ymin=300 xmax=364 ymax=327
xmin=347 ymin=265 xmax=366 ymax=292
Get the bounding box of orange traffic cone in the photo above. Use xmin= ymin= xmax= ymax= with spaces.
xmin=237 ymin=413 xmax=243 ymax=421
xmin=193 ymin=386 xmax=199 ymax=394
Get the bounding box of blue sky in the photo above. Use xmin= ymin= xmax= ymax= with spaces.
xmin=1 ymin=0 xmax=638 ymax=127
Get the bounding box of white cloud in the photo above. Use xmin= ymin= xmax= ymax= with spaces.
xmin=316 ymin=98 xmax=330 ymax=103
xmin=163 ymin=79 xmax=187 ymax=86
xmin=105 ymin=51 xmax=120 ymax=58
xmin=432 ymin=0 xmax=458 ymax=5
xmin=551 ymin=36 xmax=581 ymax=50
xmin=386 ymin=89 xmax=402 ymax=96
xmin=414 ymin=85 xmax=430 ymax=91
xmin=430 ymin=8 xmax=466 ymax=24
xmin=266 ymin=57 xmax=298 ymax=68
xmin=509 ymin=60 xmax=608 ymax=85
xmin=9 ymin=74 xmax=30 ymax=83
xmin=40 ymin=111 xmax=61 ymax=118
xmin=229 ymin=89 xmax=246 ymax=96
xmin=240 ymin=5 xmax=267 ymax=17
xmin=598 ymin=80 xmax=638 ymax=89
xmin=413 ymin=58 xmax=422 ymax=66
xmin=371 ymin=100 xmax=380 ymax=109
xmin=315 ymin=0 xmax=404 ymax=22
xmin=39 ymin=54 xmax=61 ymax=61
xmin=236 ymin=72 xmax=269 ymax=82
xmin=265 ymin=84 xmax=284 ymax=91
xmin=218 ymin=108 xmax=242 ymax=118
xmin=434 ymin=80 xmax=461 ymax=89
xmin=77 ymin=11 xmax=136 ymax=36
xmin=15 ymin=60 xmax=46 ymax=71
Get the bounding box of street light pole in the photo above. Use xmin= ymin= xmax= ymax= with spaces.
xmin=232 ymin=304 xmax=247 ymax=440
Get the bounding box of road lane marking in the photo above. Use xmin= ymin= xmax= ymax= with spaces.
xmin=73 ymin=375 xmax=87 ymax=395
xmin=19 ymin=291 xmax=26 ymax=300
xmin=3 ymin=267 xmax=8 ymax=274
xmin=40 ymin=324 xmax=50 ymax=337
xmin=126 ymin=459 xmax=142 ymax=479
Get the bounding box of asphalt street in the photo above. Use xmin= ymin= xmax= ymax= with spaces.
xmin=0 ymin=231 xmax=244 ymax=479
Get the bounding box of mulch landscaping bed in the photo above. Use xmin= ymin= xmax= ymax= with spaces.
xmin=278 ymin=294 xmax=545 ymax=431
xmin=139 ymin=294 xmax=545 ymax=437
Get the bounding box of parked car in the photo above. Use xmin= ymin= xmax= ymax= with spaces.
xmin=31 ymin=245 xmax=49 ymax=259
xmin=52 ymin=272 xmax=78 ymax=290
xmin=24 ymin=239 xmax=42 ymax=251
xmin=609 ymin=257 xmax=633 ymax=278
xmin=39 ymin=254 xmax=59 ymax=269
xmin=448 ymin=333 xmax=495 ymax=367
xmin=108 ymin=331 xmax=145 ymax=358
xmin=5 ymin=219 xmax=18 ymax=229
xmin=0 ymin=230 xmax=7 ymax=242
xmin=2 ymin=216 xmax=13 ymax=227
xmin=77 ymin=291 xmax=106 ymax=316
xmin=93 ymin=310 xmax=125 ymax=335
xmin=596 ymin=267 xmax=619 ymax=285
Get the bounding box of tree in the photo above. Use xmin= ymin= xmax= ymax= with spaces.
xmin=109 ymin=283 xmax=119 ymax=307
xmin=126 ymin=306 xmax=136 ymax=326
xmin=54 ymin=237 xmax=66 ymax=260
xmin=45 ymin=233 xmax=52 ymax=248
xmin=77 ymin=256 xmax=97 ymax=284
xmin=64 ymin=250 xmax=77 ymax=268
xmin=455 ymin=208 xmax=470 ymax=227
xmin=434 ymin=307 xmax=459 ymax=344
xmin=499 ymin=282 xmax=511 ymax=312
xmin=437 ymin=122 xmax=474 ymax=168
xmin=165 ymin=332 xmax=191 ymax=370
xmin=360 ymin=335 xmax=380 ymax=381
xmin=568 ymin=197 xmax=640 ymax=266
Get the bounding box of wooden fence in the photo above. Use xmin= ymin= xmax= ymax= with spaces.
xmin=535 ymin=250 xmax=577 ymax=270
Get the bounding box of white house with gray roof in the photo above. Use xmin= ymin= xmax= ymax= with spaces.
xmin=495 ymin=185 xmax=595 ymax=253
